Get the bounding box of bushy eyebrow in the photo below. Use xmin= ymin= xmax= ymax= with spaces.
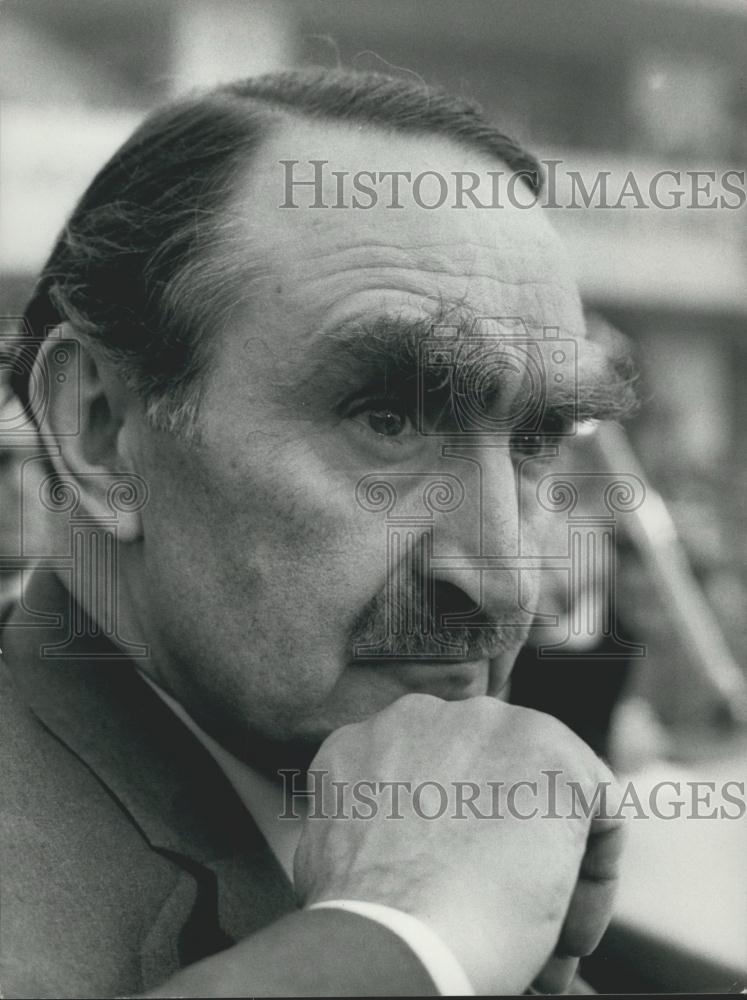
xmin=304 ymin=304 xmax=640 ymax=424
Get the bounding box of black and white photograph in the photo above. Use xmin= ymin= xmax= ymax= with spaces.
xmin=1 ymin=1 xmax=746 ymax=995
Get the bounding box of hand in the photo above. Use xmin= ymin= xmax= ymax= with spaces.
xmin=294 ymin=693 xmax=625 ymax=995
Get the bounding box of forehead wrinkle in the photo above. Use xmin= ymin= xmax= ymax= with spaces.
xmin=284 ymin=233 xmax=574 ymax=291
xmin=300 ymin=263 xmax=573 ymax=294
xmin=262 ymin=213 xmax=575 ymax=290
xmin=282 ymin=254 xmax=585 ymax=346
xmin=280 ymin=234 xmax=560 ymax=274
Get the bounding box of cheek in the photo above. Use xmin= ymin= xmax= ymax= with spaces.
xmin=130 ymin=428 xmax=413 ymax=740
xmin=141 ymin=433 xmax=388 ymax=655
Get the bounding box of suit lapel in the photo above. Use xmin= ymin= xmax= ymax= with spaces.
xmin=3 ymin=569 xmax=296 ymax=970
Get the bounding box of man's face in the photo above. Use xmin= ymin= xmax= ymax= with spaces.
xmin=123 ymin=120 xmax=610 ymax=765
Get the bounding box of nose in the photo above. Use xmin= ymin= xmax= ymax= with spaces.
xmin=428 ymin=443 xmax=535 ymax=630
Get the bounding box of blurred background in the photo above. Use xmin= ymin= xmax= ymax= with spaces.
xmin=1 ymin=0 xmax=746 ymax=974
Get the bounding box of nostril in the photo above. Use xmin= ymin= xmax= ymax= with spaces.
xmin=431 ymin=579 xmax=481 ymax=627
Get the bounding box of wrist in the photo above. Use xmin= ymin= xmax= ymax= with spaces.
xmin=308 ymin=900 xmax=475 ymax=996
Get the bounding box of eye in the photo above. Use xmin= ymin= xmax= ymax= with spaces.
xmin=366 ymin=406 xmax=409 ymax=437
xmin=344 ymin=396 xmax=415 ymax=439
xmin=510 ymin=414 xmax=576 ymax=459
xmin=510 ymin=430 xmax=551 ymax=457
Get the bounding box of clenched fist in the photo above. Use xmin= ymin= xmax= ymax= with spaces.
xmin=294 ymin=694 xmax=625 ymax=995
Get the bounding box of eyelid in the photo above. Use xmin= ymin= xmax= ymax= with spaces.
xmin=338 ymin=383 xmax=583 ymax=444
xmin=344 ymin=400 xmax=422 ymax=454
xmin=337 ymin=372 xmax=417 ymax=413
xmin=341 ymin=393 xmax=405 ymax=420
xmin=336 ymin=378 xmax=387 ymax=413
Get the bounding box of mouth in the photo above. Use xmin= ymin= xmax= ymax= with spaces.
xmin=348 ymin=579 xmax=530 ymax=700
xmin=352 ymin=650 xmax=518 ymax=700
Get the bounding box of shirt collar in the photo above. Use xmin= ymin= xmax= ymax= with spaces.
xmin=139 ymin=671 xmax=304 ymax=882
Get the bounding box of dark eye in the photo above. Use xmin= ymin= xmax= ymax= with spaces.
xmin=511 ymin=430 xmax=549 ymax=457
xmin=510 ymin=414 xmax=575 ymax=458
xmin=366 ymin=406 xmax=408 ymax=437
xmin=344 ymin=396 xmax=414 ymax=439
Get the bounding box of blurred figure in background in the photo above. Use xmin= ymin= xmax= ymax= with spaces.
xmin=510 ymin=429 xmax=643 ymax=761
xmin=511 ymin=315 xmax=747 ymax=767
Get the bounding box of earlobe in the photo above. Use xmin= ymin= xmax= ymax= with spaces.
xmin=33 ymin=326 xmax=144 ymax=543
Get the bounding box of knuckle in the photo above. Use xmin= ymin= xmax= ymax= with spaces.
xmin=505 ymin=707 xmax=602 ymax=775
xmin=384 ymin=692 xmax=443 ymax=716
xmin=471 ymin=694 xmax=504 ymax=713
xmin=509 ymin=705 xmax=577 ymax=744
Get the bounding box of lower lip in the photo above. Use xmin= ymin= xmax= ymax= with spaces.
xmin=356 ymin=658 xmax=490 ymax=697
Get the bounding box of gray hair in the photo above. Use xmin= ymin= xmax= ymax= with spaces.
xmin=16 ymin=68 xmax=541 ymax=436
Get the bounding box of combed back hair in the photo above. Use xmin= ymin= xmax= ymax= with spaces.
xmin=15 ymin=67 xmax=542 ymax=435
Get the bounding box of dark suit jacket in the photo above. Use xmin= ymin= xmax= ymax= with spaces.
xmin=7 ymin=571 xmax=742 ymax=997
xmin=0 ymin=570 xmax=439 ymax=998
xmin=0 ymin=569 xmax=301 ymax=996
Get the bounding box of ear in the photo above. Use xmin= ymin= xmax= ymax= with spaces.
xmin=33 ymin=325 xmax=143 ymax=543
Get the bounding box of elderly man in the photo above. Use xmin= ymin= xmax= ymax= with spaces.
xmin=1 ymin=69 xmax=636 ymax=997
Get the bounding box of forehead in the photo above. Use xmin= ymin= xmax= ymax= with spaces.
xmin=222 ymin=117 xmax=584 ymax=352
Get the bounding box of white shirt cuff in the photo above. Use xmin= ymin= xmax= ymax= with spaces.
xmin=307 ymin=899 xmax=475 ymax=996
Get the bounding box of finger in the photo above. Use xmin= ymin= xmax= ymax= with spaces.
xmin=556 ymin=820 xmax=626 ymax=958
xmin=530 ymin=955 xmax=579 ymax=994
